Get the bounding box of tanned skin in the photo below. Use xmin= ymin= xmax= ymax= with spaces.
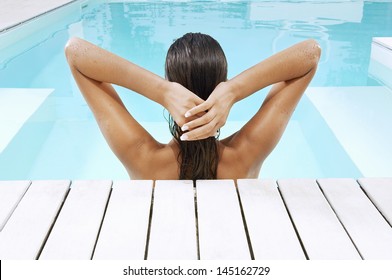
xmin=65 ymin=38 xmax=321 ymax=180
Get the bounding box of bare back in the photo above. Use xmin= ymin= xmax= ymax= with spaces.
xmin=129 ymin=139 xmax=255 ymax=180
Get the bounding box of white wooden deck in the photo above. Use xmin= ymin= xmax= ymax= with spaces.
xmin=0 ymin=178 xmax=391 ymax=260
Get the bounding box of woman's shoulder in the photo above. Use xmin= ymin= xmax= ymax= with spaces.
xmin=216 ymin=140 xmax=260 ymax=179
xmin=125 ymin=140 xmax=179 ymax=180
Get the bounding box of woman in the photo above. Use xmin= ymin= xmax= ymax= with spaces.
xmin=65 ymin=33 xmax=321 ymax=180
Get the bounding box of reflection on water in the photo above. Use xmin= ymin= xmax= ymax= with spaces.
xmin=2 ymin=1 xmax=392 ymax=89
xmin=72 ymin=1 xmax=392 ymax=121
xmin=1 ymin=1 xmax=391 ymax=122
xmin=79 ymin=1 xmax=392 ymax=88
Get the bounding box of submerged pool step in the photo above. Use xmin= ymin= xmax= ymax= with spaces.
xmin=0 ymin=88 xmax=54 ymax=153
xmin=369 ymin=37 xmax=392 ymax=89
xmin=306 ymin=86 xmax=392 ymax=177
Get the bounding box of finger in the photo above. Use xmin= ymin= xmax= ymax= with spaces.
xmin=182 ymin=114 xmax=200 ymax=123
xmin=185 ymin=100 xmax=212 ymax=118
xmin=181 ymin=112 xmax=214 ymax=131
xmin=181 ymin=122 xmax=217 ymax=141
xmin=194 ymin=110 xmax=206 ymax=118
xmin=186 ymin=90 xmax=204 ymax=106
xmin=193 ymin=95 xmax=205 ymax=105
xmin=183 ymin=128 xmax=217 ymax=141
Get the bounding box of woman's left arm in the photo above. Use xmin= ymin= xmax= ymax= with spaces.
xmin=181 ymin=39 xmax=321 ymax=141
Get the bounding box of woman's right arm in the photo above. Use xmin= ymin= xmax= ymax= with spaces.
xmin=64 ymin=37 xmax=203 ymax=175
xmin=65 ymin=37 xmax=204 ymax=127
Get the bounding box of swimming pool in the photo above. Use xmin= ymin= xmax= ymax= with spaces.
xmin=1 ymin=0 xmax=392 ymax=180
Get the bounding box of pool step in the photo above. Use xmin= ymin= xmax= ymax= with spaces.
xmin=0 ymin=88 xmax=54 ymax=153
xmin=372 ymin=38 xmax=392 ymax=65
xmin=369 ymin=37 xmax=392 ymax=89
xmin=306 ymin=86 xmax=392 ymax=177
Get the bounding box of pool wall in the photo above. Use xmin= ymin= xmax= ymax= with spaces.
xmin=0 ymin=0 xmax=104 ymax=66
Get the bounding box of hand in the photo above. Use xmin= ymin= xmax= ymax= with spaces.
xmin=163 ymin=82 xmax=205 ymax=127
xmin=180 ymin=82 xmax=236 ymax=141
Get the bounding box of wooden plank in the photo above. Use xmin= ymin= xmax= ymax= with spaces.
xmin=39 ymin=180 xmax=112 ymax=259
xmin=196 ymin=180 xmax=250 ymax=260
xmin=237 ymin=179 xmax=305 ymax=259
xmin=93 ymin=180 xmax=153 ymax=260
xmin=0 ymin=180 xmax=70 ymax=259
xmin=278 ymin=179 xmax=360 ymax=259
xmin=358 ymin=178 xmax=392 ymax=226
xmin=147 ymin=180 xmax=197 ymax=260
xmin=0 ymin=181 xmax=31 ymax=231
xmin=318 ymin=178 xmax=392 ymax=259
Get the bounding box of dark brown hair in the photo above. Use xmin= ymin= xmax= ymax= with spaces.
xmin=165 ymin=33 xmax=228 ymax=180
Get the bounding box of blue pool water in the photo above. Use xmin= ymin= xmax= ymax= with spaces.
xmin=1 ymin=0 xmax=392 ymax=180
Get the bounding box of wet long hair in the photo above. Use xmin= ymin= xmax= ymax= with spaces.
xmin=165 ymin=33 xmax=228 ymax=180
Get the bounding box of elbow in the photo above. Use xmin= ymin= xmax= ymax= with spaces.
xmin=306 ymin=39 xmax=321 ymax=66
xmin=64 ymin=37 xmax=83 ymax=66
